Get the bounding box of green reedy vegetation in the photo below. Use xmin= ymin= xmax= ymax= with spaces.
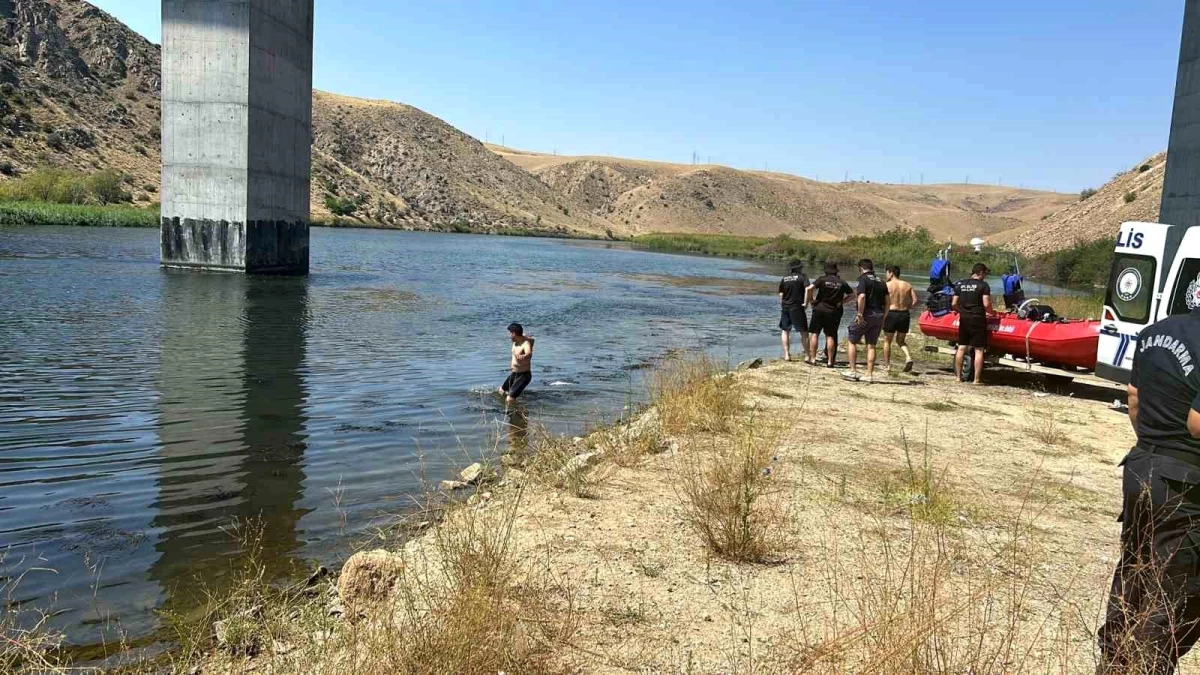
xmin=635 ymin=227 xmax=1019 ymax=273
xmin=0 ymin=168 xmax=133 ymax=205
xmin=0 ymin=168 xmax=158 ymax=227
xmin=638 ymin=228 xmax=1121 ymax=298
xmin=0 ymin=201 xmax=158 ymax=227
xmin=1025 ymin=238 xmax=1114 ymax=288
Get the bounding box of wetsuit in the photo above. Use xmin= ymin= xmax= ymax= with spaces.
xmin=1101 ymin=310 xmax=1200 ymax=673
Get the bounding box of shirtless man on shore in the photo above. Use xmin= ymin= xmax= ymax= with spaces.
xmin=499 ymin=322 xmax=534 ymax=405
xmin=883 ymin=265 xmax=919 ymax=372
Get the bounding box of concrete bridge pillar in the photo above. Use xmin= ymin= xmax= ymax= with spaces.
xmin=160 ymin=0 xmax=314 ymax=274
xmin=1161 ymin=0 xmax=1200 ymax=228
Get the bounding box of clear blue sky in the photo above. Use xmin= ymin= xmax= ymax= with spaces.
xmin=95 ymin=0 xmax=1181 ymax=193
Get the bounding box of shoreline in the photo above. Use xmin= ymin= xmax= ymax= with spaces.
xmin=0 ymin=203 xmax=617 ymax=242
xmin=59 ymin=346 xmax=1136 ymax=674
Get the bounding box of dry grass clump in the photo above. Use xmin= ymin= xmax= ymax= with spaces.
xmin=154 ymin=520 xmax=329 ymax=670
xmin=524 ymin=427 xmax=613 ymax=499
xmin=877 ymin=433 xmax=961 ymax=526
xmin=385 ymin=490 xmax=576 ymax=673
xmin=676 ymin=419 xmax=787 ymax=563
xmin=788 ymin=511 xmax=1077 ymax=674
xmin=591 ymin=418 xmax=668 ymax=468
xmin=1 ymin=555 xmax=67 ymax=674
xmin=650 ymin=351 xmax=742 ymax=434
xmin=1026 ymin=407 xmax=1068 ymax=447
xmin=151 ymin=490 xmax=575 ymax=675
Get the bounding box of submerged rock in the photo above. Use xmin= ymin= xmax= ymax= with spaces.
xmin=337 ymin=549 xmax=405 ymax=615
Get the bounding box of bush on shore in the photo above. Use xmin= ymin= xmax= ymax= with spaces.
xmin=0 ymin=168 xmax=132 ymax=205
xmin=1024 ymin=238 xmax=1113 ymax=288
xmin=0 ymin=201 xmax=158 ymax=228
xmin=635 ymin=227 xmax=1019 ymax=274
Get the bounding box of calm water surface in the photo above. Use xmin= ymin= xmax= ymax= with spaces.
xmin=1 ymin=226 xmax=802 ymax=647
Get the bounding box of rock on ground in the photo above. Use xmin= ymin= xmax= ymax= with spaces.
xmin=336 ymin=549 xmax=405 ymax=615
xmin=459 ymin=462 xmax=494 ymax=485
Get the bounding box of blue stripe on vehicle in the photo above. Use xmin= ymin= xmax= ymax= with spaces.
xmin=1114 ymin=335 xmax=1128 ymax=366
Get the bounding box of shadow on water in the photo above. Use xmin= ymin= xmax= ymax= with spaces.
xmin=150 ymin=272 xmax=312 ymax=623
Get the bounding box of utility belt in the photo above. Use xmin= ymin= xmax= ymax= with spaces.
xmin=1138 ymin=442 xmax=1200 ymax=470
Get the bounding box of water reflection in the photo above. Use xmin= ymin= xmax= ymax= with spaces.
xmin=150 ymin=273 xmax=311 ymax=613
xmin=505 ymin=407 xmax=530 ymax=454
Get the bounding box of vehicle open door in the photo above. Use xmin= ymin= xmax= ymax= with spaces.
xmin=1097 ymin=222 xmax=1170 ymax=384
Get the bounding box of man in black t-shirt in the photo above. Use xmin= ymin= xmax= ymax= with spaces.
xmin=806 ymin=262 xmax=853 ymax=368
xmin=1100 ymin=309 xmax=1200 ymax=672
xmin=952 ymin=263 xmax=992 ymax=384
xmin=844 ymin=259 xmax=888 ymax=382
xmin=777 ymin=261 xmax=810 ymax=362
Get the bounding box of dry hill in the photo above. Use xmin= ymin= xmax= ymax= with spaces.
xmin=0 ymin=0 xmax=1074 ymax=243
xmin=310 ymin=92 xmax=615 ymax=236
xmin=0 ymin=0 xmax=162 ymax=196
xmin=998 ymin=153 xmax=1164 ymax=256
xmin=493 ymin=146 xmax=1074 ymax=241
xmin=0 ymin=0 xmax=617 ymax=237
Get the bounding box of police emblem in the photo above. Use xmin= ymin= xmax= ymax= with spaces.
xmin=1116 ymin=267 xmax=1142 ymax=303
xmin=1186 ymin=272 xmax=1200 ymax=311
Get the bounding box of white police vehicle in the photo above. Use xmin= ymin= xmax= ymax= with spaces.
xmin=1097 ymin=221 xmax=1200 ymax=384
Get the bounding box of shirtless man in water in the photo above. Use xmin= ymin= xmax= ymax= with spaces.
xmin=500 ymin=322 xmax=534 ymax=405
xmin=883 ymin=265 xmax=918 ymax=372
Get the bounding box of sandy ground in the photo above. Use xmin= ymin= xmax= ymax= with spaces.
xmin=419 ymin=350 xmax=1163 ymax=673
xmin=196 ymin=347 xmax=1195 ymax=674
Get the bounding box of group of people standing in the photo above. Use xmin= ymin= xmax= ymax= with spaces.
xmin=778 ymin=259 xmax=917 ymax=383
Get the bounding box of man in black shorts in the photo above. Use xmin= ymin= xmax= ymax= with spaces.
xmin=806 ymin=262 xmax=853 ymax=368
xmin=884 ymin=265 xmax=918 ymax=373
xmin=844 ymin=259 xmax=888 ymax=382
xmin=952 ymin=264 xmax=992 ymax=385
xmin=499 ymin=322 xmax=534 ymax=405
xmin=778 ymin=260 xmax=810 ymax=362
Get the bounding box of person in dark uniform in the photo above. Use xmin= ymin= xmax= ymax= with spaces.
xmin=844 ymin=259 xmax=888 ymax=383
xmin=1099 ymin=308 xmax=1200 ymax=673
xmin=777 ymin=261 xmax=810 ymax=363
xmin=806 ymin=262 xmax=853 ymax=368
xmin=952 ymin=263 xmax=992 ymax=385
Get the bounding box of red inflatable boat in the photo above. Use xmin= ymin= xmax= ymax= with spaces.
xmin=917 ymin=311 xmax=1101 ymax=370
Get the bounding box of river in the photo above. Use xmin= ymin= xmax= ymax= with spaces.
xmin=0 ymin=225 xmax=1092 ymax=652
xmin=0 ymin=225 xmax=801 ymax=649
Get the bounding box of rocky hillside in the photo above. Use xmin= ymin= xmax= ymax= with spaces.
xmin=0 ymin=0 xmax=616 ymax=237
xmin=997 ymin=153 xmax=1164 ymax=256
xmin=0 ymin=0 xmax=1075 ymax=242
xmin=496 ymin=147 xmax=1075 ymax=241
xmin=0 ymin=0 xmax=162 ymax=201
xmin=310 ymin=93 xmax=613 ymax=235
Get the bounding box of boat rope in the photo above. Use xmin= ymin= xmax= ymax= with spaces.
xmin=1018 ymin=297 xmax=1040 ymax=371
xmin=1024 ymin=321 xmax=1038 ymax=371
